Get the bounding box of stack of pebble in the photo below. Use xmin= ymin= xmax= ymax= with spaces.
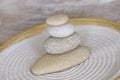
xmin=31 ymin=14 xmax=90 ymax=75
xmin=44 ymin=14 xmax=80 ymax=54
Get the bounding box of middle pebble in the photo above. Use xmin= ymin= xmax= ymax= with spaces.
xmin=44 ymin=33 xmax=80 ymax=54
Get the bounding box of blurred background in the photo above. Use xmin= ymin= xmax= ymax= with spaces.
xmin=0 ymin=0 xmax=119 ymax=44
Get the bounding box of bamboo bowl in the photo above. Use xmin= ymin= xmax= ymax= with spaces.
xmin=0 ymin=18 xmax=120 ymax=80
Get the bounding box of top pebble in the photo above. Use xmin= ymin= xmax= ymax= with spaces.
xmin=46 ymin=14 xmax=69 ymax=26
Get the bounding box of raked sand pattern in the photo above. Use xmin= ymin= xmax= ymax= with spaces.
xmin=1 ymin=25 xmax=120 ymax=80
